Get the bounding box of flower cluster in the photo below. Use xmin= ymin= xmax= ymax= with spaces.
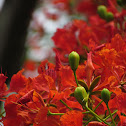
xmin=1 ymin=0 xmax=126 ymax=126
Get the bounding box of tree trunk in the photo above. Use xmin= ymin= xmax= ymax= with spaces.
xmin=0 ymin=0 xmax=38 ymax=81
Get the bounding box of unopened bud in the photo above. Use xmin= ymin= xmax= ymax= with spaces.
xmin=106 ymin=12 xmax=114 ymax=22
xmin=97 ymin=5 xmax=107 ymax=19
xmin=69 ymin=51 xmax=80 ymax=71
xmin=101 ymin=88 xmax=110 ymax=105
xmin=74 ymin=86 xmax=88 ymax=105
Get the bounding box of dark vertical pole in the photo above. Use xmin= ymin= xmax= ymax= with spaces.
xmin=0 ymin=0 xmax=38 ymax=81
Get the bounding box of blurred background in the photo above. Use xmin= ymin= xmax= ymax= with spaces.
xmin=0 ymin=0 xmax=86 ymax=82
xmin=0 ymin=0 xmax=71 ymax=82
xmin=0 ymin=0 xmax=109 ymax=82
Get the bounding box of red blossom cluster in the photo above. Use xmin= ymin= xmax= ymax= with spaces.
xmin=52 ymin=0 xmax=126 ymax=63
xmin=1 ymin=0 xmax=126 ymax=126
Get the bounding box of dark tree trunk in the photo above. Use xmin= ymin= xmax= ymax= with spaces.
xmin=0 ymin=0 xmax=38 ymax=81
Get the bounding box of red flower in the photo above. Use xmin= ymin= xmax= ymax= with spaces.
xmin=9 ymin=69 xmax=27 ymax=93
xmin=23 ymin=60 xmax=36 ymax=71
xmin=77 ymin=0 xmax=97 ymax=16
xmin=34 ymin=107 xmax=60 ymax=126
xmin=52 ymin=0 xmax=70 ymax=11
xmin=52 ymin=19 xmax=114 ymax=63
xmin=109 ymin=90 xmax=126 ymax=115
xmin=88 ymin=121 xmax=107 ymax=126
xmin=3 ymin=94 xmax=27 ymax=126
xmin=60 ymin=110 xmax=83 ymax=126
xmin=0 ymin=73 xmax=8 ymax=99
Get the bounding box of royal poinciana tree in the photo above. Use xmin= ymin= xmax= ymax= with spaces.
xmin=0 ymin=0 xmax=126 ymax=126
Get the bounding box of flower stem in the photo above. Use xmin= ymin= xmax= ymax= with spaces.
xmin=104 ymin=110 xmax=118 ymax=121
xmin=84 ymin=117 xmax=94 ymax=126
xmin=60 ymin=100 xmax=72 ymax=110
xmin=93 ymin=100 xmax=103 ymax=112
xmin=85 ymin=103 xmax=110 ymax=126
xmin=83 ymin=101 xmax=103 ymax=126
xmin=0 ymin=111 xmax=5 ymax=117
xmin=73 ymin=70 xmax=79 ymax=86
xmin=48 ymin=110 xmax=64 ymax=116
xmin=82 ymin=111 xmax=90 ymax=114
xmin=106 ymin=104 xmax=116 ymax=125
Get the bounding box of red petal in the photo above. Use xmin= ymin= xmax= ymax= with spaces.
xmin=3 ymin=94 xmax=24 ymax=126
xmin=9 ymin=69 xmax=27 ymax=93
xmin=35 ymin=107 xmax=60 ymax=126
xmin=88 ymin=121 xmax=107 ymax=126
xmin=60 ymin=110 xmax=83 ymax=126
xmin=0 ymin=73 xmax=8 ymax=98
xmin=17 ymin=90 xmax=34 ymax=104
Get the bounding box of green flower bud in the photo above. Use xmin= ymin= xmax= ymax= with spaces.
xmin=106 ymin=12 xmax=114 ymax=22
xmin=74 ymin=86 xmax=88 ymax=105
xmin=69 ymin=51 xmax=80 ymax=71
xmin=101 ymin=88 xmax=110 ymax=104
xmin=97 ymin=5 xmax=107 ymax=19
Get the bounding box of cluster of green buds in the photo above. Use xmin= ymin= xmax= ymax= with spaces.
xmin=97 ymin=5 xmax=114 ymax=22
xmin=68 ymin=51 xmax=101 ymax=106
xmin=69 ymin=51 xmax=88 ymax=105
xmin=68 ymin=51 xmax=111 ymax=106
xmin=68 ymin=51 xmax=116 ymax=125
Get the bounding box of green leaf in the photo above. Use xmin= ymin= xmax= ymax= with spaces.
xmin=89 ymin=76 xmax=101 ymax=93
xmin=70 ymin=92 xmax=74 ymax=97
xmin=78 ymin=80 xmax=88 ymax=91
xmin=91 ymin=90 xmax=101 ymax=95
